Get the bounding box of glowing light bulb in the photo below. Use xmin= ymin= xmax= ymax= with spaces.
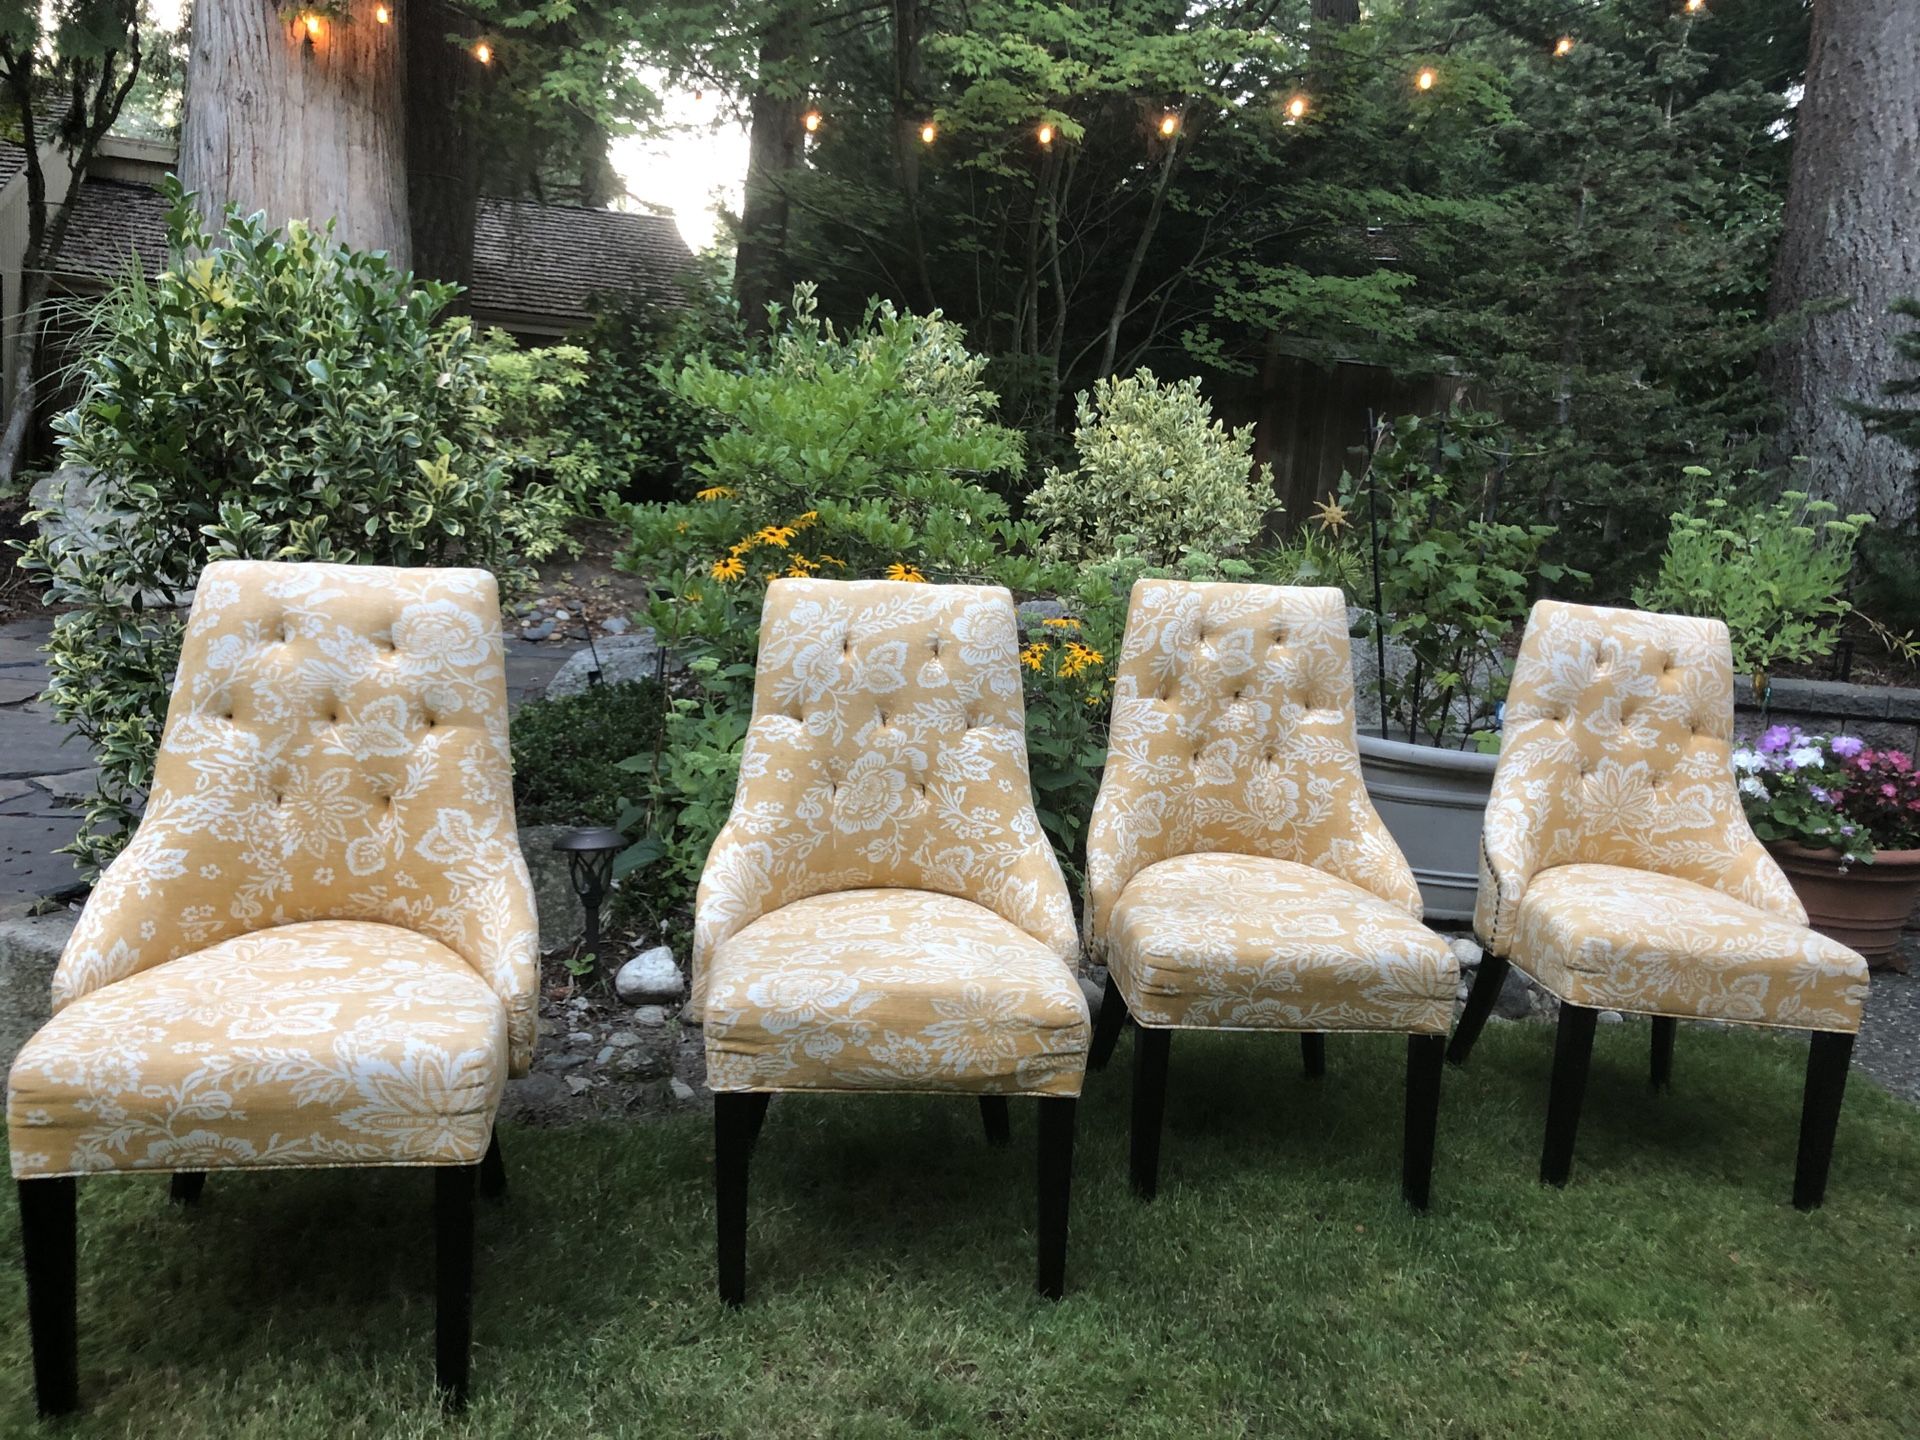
xmin=1685 ymin=0 xmax=1705 ymax=11
xmin=1416 ymin=67 xmax=1437 ymax=91
xmin=374 ymin=4 xmax=390 ymax=23
xmin=803 ymin=109 xmax=822 ymax=133
xmin=1554 ymin=36 xmax=1574 ymax=57
xmin=1286 ymin=94 xmax=1309 ymax=121
xmin=919 ymin=121 xmax=936 ymax=144
xmin=1037 ymin=123 xmax=1053 ymax=146
xmin=301 ymin=12 xmax=322 ymax=39
xmin=1158 ymin=112 xmax=1179 ymax=137
xmin=473 ymin=40 xmax=492 ymax=64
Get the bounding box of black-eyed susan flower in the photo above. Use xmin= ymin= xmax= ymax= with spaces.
xmin=885 ymin=562 xmax=927 ymax=583
xmin=710 ymin=554 xmax=746 ymax=583
xmin=696 ymin=485 xmax=736 ymax=502
xmin=1059 ymin=640 xmax=1104 ymax=678
xmin=1020 ymin=641 xmax=1050 ymax=671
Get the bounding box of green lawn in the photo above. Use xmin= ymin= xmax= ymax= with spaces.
xmin=3 ymin=1022 xmax=1917 ymax=1438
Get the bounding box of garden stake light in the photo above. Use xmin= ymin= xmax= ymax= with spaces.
xmin=556 ymin=826 xmax=626 ymax=984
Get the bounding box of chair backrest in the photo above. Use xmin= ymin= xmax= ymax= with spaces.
xmin=54 ymin=560 xmax=540 ymax=1070
xmin=1085 ymin=579 xmax=1419 ymax=959
xmin=693 ymin=577 xmax=1078 ymax=1006
xmin=1474 ymin=599 xmax=1802 ymax=954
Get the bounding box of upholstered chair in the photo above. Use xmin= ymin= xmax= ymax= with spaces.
xmin=1085 ymin=580 xmax=1457 ymax=1207
xmin=7 ymin=561 xmax=538 ymax=1414
xmin=1448 ymin=600 xmax=1870 ymax=1206
xmin=695 ymin=577 xmax=1089 ymax=1302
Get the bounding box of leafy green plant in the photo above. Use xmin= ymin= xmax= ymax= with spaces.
xmin=1633 ymin=488 xmax=1871 ymax=685
xmin=473 ymin=329 xmax=606 ymax=557
xmin=1342 ymin=412 xmax=1574 ymax=748
xmin=1027 ymin=369 xmax=1276 ymax=567
xmin=510 ymin=679 xmax=665 ymax=827
xmin=17 ymin=181 xmax=525 ymax=868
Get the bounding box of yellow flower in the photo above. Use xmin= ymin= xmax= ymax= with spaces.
xmin=710 ymin=555 xmax=746 ymax=583
xmin=793 ymin=510 xmax=819 ymax=529
xmin=1059 ymin=640 xmax=1104 ymax=678
xmin=885 ymin=562 xmax=927 ymax=583
xmin=729 ymin=536 xmax=757 ymax=557
xmin=1041 ymin=616 xmax=1081 ymax=629
xmin=819 ymin=553 xmax=848 ymax=569
xmin=696 ymin=485 xmax=736 ymax=502
xmin=785 ymin=554 xmax=818 ymax=577
xmin=1020 ymin=641 xmax=1050 ymax=672
xmin=1312 ymin=497 xmax=1350 ymax=534
xmin=757 ymin=525 xmax=797 ymax=548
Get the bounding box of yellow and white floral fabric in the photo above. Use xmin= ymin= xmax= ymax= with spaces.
xmin=1108 ymin=854 xmax=1456 ymax=1033
xmin=8 ymin=561 xmax=539 ymax=1179
xmin=1478 ymin=601 xmax=1867 ymax=1033
xmin=695 ymin=579 xmax=1087 ymax=1096
xmin=1087 ymin=580 xmax=1454 ymax=1032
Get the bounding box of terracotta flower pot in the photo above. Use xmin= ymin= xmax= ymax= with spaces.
xmin=1768 ymin=841 xmax=1920 ymax=968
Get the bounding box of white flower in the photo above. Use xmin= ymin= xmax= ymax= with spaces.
xmin=1787 ymin=745 xmax=1823 ymax=769
xmin=1739 ymin=775 xmax=1768 ymax=799
xmin=1730 ymin=747 xmax=1760 ymax=773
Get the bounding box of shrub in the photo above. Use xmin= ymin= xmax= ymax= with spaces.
xmin=1026 ymin=369 xmax=1275 ymax=567
xmin=511 ymin=679 xmax=665 ymax=827
xmin=473 ymin=329 xmax=605 ymax=556
xmin=18 ymin=182 xmax=527 ymax=869
xmin=1633 ymin=487 xmax=1871 ymax=685
xmin=1340 ymin=412 xmax=1576 ymax=747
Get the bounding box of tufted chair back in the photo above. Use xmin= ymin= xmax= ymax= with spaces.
xmin=52 ymin=560 xmax=541 ymax=1071
xmin=1085 ymin=579 xmax=1419 ymax=960
xmin=693 ymin=578 xmax=1079 ymax=1008
xmin=1475 ymin=600 xmax=1803 ymax=956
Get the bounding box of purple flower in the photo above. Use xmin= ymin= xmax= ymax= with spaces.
xmin=1808 ymin=785 xmax=1834 ymax=805
xmin=1830 ymin=735 xmax=1865 ymax=759
xmin=1758 ymin=724 xmax=1797 ymax=754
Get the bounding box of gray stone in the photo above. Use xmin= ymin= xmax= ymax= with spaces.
xmin=1493 ymin=966 xmax=1536 ymax=1021
xmin=520 ymin=620 xmax=557 ymax=643
xmin=567 ymin=1029 xmax=594 ymax=1046
xmin=535 ymin=1051 xmax=588 ymax=1074
xmin=520 ymin=823 xmax=587 ymax=952
xmin=595 ymin=1045 xmax=615 ymax=1066
xmin=553 ymin=609 xmax=572 ymax=623
xmin=0 ymin=672 xmax=43 ymax=705
xmin=668 ymin=1076 xmax=696 ymax=1103
xmin=0 ymin=911 xmax=77 ymax=1069
xmin=1077 ymin=975 xmax=1102 ymax=1010
xmin=1456 ymin=983 xmax=1471 ymax=1002
xmin=30 ymin=769 xmax=96 ymax=803
xmin=0 ymin=780 xmax=32 ymax=805
xmin=616 ymin=945 xmax=685 ymax=1004
xmin=1017 ymin=597 xmax=1074 ymax=625
xmin=566 ymin=1075 xmax=592 ymax=1095
xmin=1448 ymin=936 xmax=1483 ymax=969
xmin=601 ymin=616 xmax=632 ymax=636
xmin=0 ymin=704 xmax=87 ymax=782
xmin=609 ymin=1029 xmax=674 ymax=1080
xmin=606 ymin=1030 xmax=641 ymax=1049
xmin=498 ymin=1072 xmax=573 ymax=1126
xmin=1598 ymin=1010 xmax=1624 ymax=1024
xmin=630 ymin=1004 xmax=671 ymax=1028
xmin=546 ymin=632 xmax=666 ymax=700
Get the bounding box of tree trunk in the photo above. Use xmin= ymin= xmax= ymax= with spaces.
xmin=734 ymin=4 xmax=809 ymax=336
xmin=405 ymin=0 xmax=477 ymax=289
xmin=1768 ymin=0 xmax=1920 ymax=523
xmin=180 ymin=0 xmax=409 ymax=266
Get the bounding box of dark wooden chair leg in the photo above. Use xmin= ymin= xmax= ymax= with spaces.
xmin=1130 ymin=1026 xmax=1172 ymax=1201
xmin=1650 ymin=1016 xmax=1677 ymax=1091
xmin=479 ymin=1129 xmax=507 ymax=1201
xmin=1402 ymin=1033 xmax=1445 ymax=1211
xmin=169 ymin=1171 xmax=206 ymax=1206
xmin=1541 ymin=1003 xmax=1599 ymax=1187
xmin=1447 ymin=952 xmax=1510 ymax=1066
xmin=1089 ymin=974 xmax=1130 ymax=1071
xmin=434 ymin=1165 xmax=477 ymax=1412
xmin=1036 ymin=1097 xmax=1076 ymax=1300
xmin=715 ymin=1093 xmax=759 ymax=1306
xmin=19 ymin=1177 xmax=78 ymax=1417
xmin=1793 ymin=1031 xmax=1855 ymax=1211
xmin=979 ymin=1095 xmax=1012 ymax=1148
xmin=1301 ymin=1032 xmax=1327 ymax=1080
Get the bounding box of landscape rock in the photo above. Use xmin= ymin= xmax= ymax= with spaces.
xmin=1017 ymin=597 xmax=1074 ymax=625
xmin=616 ymin=945 xmax=686 ymax=1004
xmin=1598 ymin=1010 xmax=1624 ymax=1024
xmin=668 ymin=1077 xmax=696 ymax=1103
xmin=1077 ymin=975 xmax=1102 ymax=1011
xmin=1493 ymin=965 xmax=1536 ymax=1021
xmin=520 ymin=620 xmax=557 ymax=643
xmin=1448 ymin=936 xmax=1483 ymax=969
xmin=601 ymin=616 xmax=632 ymax=636
xmin=609 ymin=1029 xmax=674 ymax=1080
xmin=0 ymin=910 xmax=77 ymax=1069
xmin=535 ymin=1051 xmax=589 ymax=1074
xmin=630 ymin=1004 xmax=671 ymax=1028
xmin=566 ymin=1075 xmax=592 ymax=1096
xmin=519 ymin=824 xmax=587 ymax=952
xmin=498 ymin=1072 xmax=573 ymax=1126
xmin=546 ymin=631 xmax=666 ymax=700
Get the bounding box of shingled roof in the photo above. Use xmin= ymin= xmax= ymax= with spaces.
xmin=40 ymin=177 xmax=695 ymax=328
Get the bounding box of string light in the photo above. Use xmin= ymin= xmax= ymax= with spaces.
xmin=373 ymin=3 xmax=390 ymax=22
xmin=803 ymin=109 xmax=822 ymax=133
xmin=919 ymin=121 xmax=937 ymax=144
xmin=1554 ymin=36 xmax=1574 ymax=57
xmin=1158 ymin=112 xmax=1180 ymax=137
xmin=300 ymin=11 xmax=322 ymax=39
xmin=1037 ymin=122 xmax=1054 ymax=146
xmin=1286 ymin=94 xmax=1309 ymax=120
xmin=1685 ymin=0 xmax=1706 ymax=11
xmin=473 ymin=40 xmax=492 ymax=64
xmin=1415 ymin=67 xmax=1437 ymax=91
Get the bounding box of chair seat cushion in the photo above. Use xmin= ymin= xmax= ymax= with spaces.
xmin=8 ymin=920 xmax=507 ymax=1180
xmin=1108 ymin=853 xmax=1457 ymax=1035
xmin=702 ymin=889 xmax=1090 ymax=1097
xmin=1510 ymin=864 xmax=1868 ymax=1032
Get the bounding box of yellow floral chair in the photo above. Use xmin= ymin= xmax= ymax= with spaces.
xmin=1085 ymin=580 xmax=1457 ymax=1207
xmin=696 ymin=577 xmax=1089 ymax=1301
xmin=1448 ymin=600 xmax=1870 ymax=1206
xmin=7 ymin=561 xmax=538 ymax=1414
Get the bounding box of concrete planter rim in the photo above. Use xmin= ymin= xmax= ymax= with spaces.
xmin=1356 ymin=731 xmax=1500 ymax=776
